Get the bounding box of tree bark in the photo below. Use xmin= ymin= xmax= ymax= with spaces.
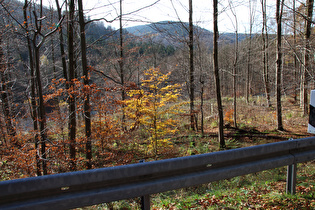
xmin=200 ymin=76 xmax=204 ymax=137
xmin=213 ymin=0 xmax=225 ymax=148
xmin=55 ymin=0 xmax=68 ymax=82
xmin=34 ymin=40 xmax=48 ymax=175
xmin=293 ymin=0 xmax=298 ymax=103
xmin=189 ymin=0 xmax=195 ymax=130
xmin=28 ymin=0 xmax=48 ymax=175
xmin=261 ymin=0 xmax=271 ymax=107
xmin=229 ymin=1 xmax=238 ymax=128
xmin=68 ymin=0 xmax=77 ymax=171
xmin=78 ymin=0 xmax=92 ymax=169
xmin=276 ymin=0 xmax=284 ymax=131
xmin=119 ymin=0 xmax=126 ymax=130
xmin=301 ymin=0 xmax=314 ymax=115
xmin=246 ymin=0 xmax=254 ymax=104
xmin=23 ymin=0 xmax=41 ymax=176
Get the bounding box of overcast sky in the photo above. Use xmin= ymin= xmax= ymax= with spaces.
xmin=40 ymin=0 xmax=277 ymax=33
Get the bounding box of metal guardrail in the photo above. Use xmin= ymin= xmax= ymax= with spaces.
xmin=0 ymin=137 xmax=315 ymax=210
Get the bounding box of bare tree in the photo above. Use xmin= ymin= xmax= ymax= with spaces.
xmin=22 ymin=0 xmax=40 ymax=176
xmin=261 ymin=0 xmax=271 ymax=107
xmin=301 ymin=0 xmax=314 ymax=115
xmin=228 ymin=0 xmax=238 ymax=128
xmin=78 ymin=0 xmax=92 ymax=169
xmin=4 ymin=0 xmax=64 ymax=175
xmin=55 ymin=0 xmax=68 ymax=82
xmin=119 ymin=0 xmax=126 ymax=130
xmin=188 ymin=0 xmax=196 ymax=130
xmin=246 ymin=0 xmax=256 ymax=104
xmin=292 ymin=0 xmax=298 ymax=102
xmin=276 ymin=0 xmax=285 ymax=131
xmin=68 ymin=0 xmax=77 ymax=171
xmin=213 ymin=0 xmax=225 ymax=148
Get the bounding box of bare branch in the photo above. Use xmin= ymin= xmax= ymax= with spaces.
xmin=37 ymin=15 xmax=65 ymax=48
xmin=284 ymin=2 xmax=315 ymax=24
xmin=0 ymin=1 xmax=26 ymax=31
xmin=86 ymin=0 xmax=161 ymax=25
xmin=92 ymin=69 xmax=122 ymax=85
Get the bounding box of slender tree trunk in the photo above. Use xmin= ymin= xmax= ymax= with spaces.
xmin=78 ymin=0 xmax=92 ymax=169
xmin=27 ymin=0 xmax=48 ymax=175
xmin=50 ymin=8 xmax=62 ymax=123
xmin=55 ymin=0 xmax=68 ymax=82
xmin=233 ymin=32 xmax=238 ymax=128
xmin=293 ymin=0 xmax=298 ymax=102
xmin=33 ymin=0 xmax=48 ymax=174
xmin=189 ymin=0 xmax=195 ymax=130
xmin=246 ymin=33 xmax=251 ymax=104
xmin=200 ymin=76 xmax=204 ymax=137
xmin=246 ymin=0 xmax=254 ymax=104
xmin=276 ymin=0 xmax=284 ymax=131
xmin=34 ymin=41 xmax=48 ymax=175
xmin=302 ymin=0 xmax=314 ymax=115
xmin=213 ymin=0 xmax=225 ymax=148
xmin=229 ymin=1 xmax=238 ymax=128
xmin=38 ymin=0 xmax=48 ymax=175
xmin=119 ymin=0 xmax=126 ymax=130
xmin=55 ymin=0 xmax=68 ymax=155
xmin=23 ymin=0 xmax=41 ymax=176
xmin=246 ymin=41 xmax=250 ymax=104
xmin=68 ymin=0 xmax=77 ymax=171
xmin=261 ymin=0 xmax=271 ymax=107
xmin=197 ymin=40 xmax=204 ymax=135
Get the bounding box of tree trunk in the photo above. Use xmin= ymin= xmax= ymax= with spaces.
xmin=293 ymin=0 xmax=298 ymax=102
xmin=276 ymin=0 xmax=284 ymax=131
xmin=302 ymin=0 xmax=314 ymax=115
xmin=246 ymin=0 xmax=254 ymax=104
xmin=189 ymin=0 xmax=195 ymax=130
xmin=55 ymin=0 xmax=68 ymax=155
xmin=78 ymin=0 xmax=92 ymax=169
xmin=68 ymin=0 xmax=77 ymax=171
xmin=213 ymin=0 xmax=225 ymax=148
xmin=25 ymin=0 xmax=48 ymax=175
xmin=261 ymin=0 xmax=271 ymax=107
xmin=119 ymin=0 xmax=126 ymax=130
xmin=23 ymin=0 xmax=41 ymax=176
xmin=229 ymin=1 xmax=238 ymax=128
xmin=32 ymin=0 xmax=48 ymax=174
xmin=34 ymin=42 xmax=48 ymax=175
xmin=246 ymin=36 xmax=251 ymax=104
xmin=233 ymin=32 xmax=238 ymax=128
xmin=200 ymin=76 xmax=204 ymax=137
xmin=55 ymin=0 xmax=68 ymax=82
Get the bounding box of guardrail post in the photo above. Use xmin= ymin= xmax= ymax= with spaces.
xmin=139 ymin=160 xmax=150 ymax=210
xmin=286 ymin=138 xmax=297 ymax=194
xmin=286 ymin=163 xmax=297 ymax=194
xmin=141 ymin=194 xmax=150 ymax=210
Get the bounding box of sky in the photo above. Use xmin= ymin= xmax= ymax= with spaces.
xmin=39 ymin=0 xmax=276 ymax=33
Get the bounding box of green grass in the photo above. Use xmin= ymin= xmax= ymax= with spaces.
xmin=150 ymin=163 xmax=315 ymax=209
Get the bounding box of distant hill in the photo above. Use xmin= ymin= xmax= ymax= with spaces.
xmin=126 ymin=21 xmax=249 ymax=48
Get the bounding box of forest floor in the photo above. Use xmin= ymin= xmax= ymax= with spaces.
xmin=80 ymin=96 xmax=315 ymax=209
xmin=94 ymin=96 xmax=313 ymax=166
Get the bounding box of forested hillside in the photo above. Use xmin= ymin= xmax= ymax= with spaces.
xmin=0 ymin=0 xmax=314 ymax=185
xmin=126 ymin=21 xmax=249 ymax=46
